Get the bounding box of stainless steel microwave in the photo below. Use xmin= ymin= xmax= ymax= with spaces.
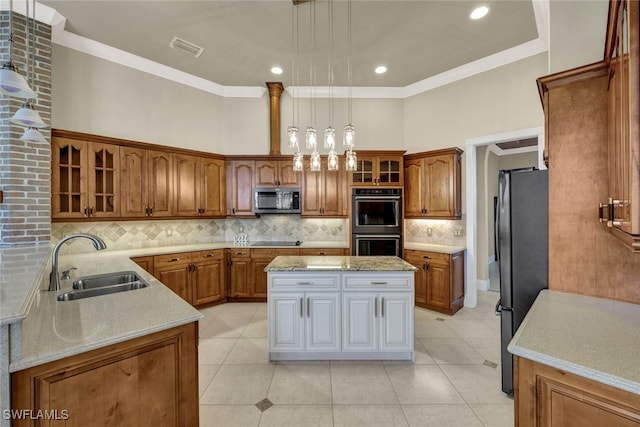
xmin=254 ymin=188 xmax=301 ymax=214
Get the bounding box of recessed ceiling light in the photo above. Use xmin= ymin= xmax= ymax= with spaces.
xmin=271 ymin=66 xmax=283 ymax=75
xmin=470 ymin=6 xmax=489 ymax=20
xmin=374 ymin=65 xmax=387 ymax=74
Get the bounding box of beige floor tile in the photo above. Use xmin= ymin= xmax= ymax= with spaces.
xmin=402 ymin=404 xmax=484 ymax=427
xmin=481 ymin=318 xmax=502 ymax=333
xmin=470 ymin=403 xmax=515 ymax=427
xmin=241 ymin=316 xmax=268 ymax=338
xmin=418 ymin=337 xmax=485 ymax=365
xmin=440 ymin=364 xmax=512 ymax=404
xmin=331 ymin=364 xmax=399 ymax=404
xmin=200 ymin=364 xmax=276 ymax=404
xmin=333 ymin=404 xmax=409 ymax=427
xmin=199 ymin=404 xmax=261 ymax=427
xmin=199 ymin=338 xmax=237 ymax=364
xmin=267 ymin=363 xmax=332 ymax=404
xmin=199 ymin=364 xmax=221 ymax=398
xmin=225 ymin=338 xmax=271 ymax=364
xmin=415 ymin=318 xmax=457 ymax=338
xmin=258 ymin=405 xmax=333 ymax=427
xmin=445 ymin=318 xmax=498 ymax=338
xmin=385 ymin=365 xmax=466 ymax=405
xmin=414 ymin=307 xmax=441 ymax=320
xmin=384 ymin=339 xmax=435 ymax=365
xmin=461 ymin=336 xmax=502 ymax=365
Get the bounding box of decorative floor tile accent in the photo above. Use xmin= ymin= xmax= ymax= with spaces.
xmin=436 ymin=317 xmax=446 ymax=322
xmin=483 ymin=360 xmax=498 ymax=369
xmin=255 ymin=398 xmax=273 ymax=412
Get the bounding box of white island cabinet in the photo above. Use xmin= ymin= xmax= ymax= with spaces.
xmin=266 ymin=256 xmax=417 ymax=361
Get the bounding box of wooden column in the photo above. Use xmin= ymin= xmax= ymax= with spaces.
xmin=266 ymin=82 xmax=284 ymax=156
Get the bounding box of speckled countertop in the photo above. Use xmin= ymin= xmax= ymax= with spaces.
xmin=265 ymin=256 xmax=418 ymax=272
xmin=508 ymin=290 xmax=640 ymax=395
xmin=403 ymin=242 xmax=466 ymax=254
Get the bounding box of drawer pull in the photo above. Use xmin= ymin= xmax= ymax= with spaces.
xmin=318 ymin=252 xmax=327 ymax=255
xmin=297 ymin=281 xmax=314 ymax=285
xmin=169 ymin=258 xmax=179 ymax=262
xmin=423 ymin=256 xmax=431 ymax=259
xmin=371 ymin=281 xmax=388 ymax=285
xmin=205 ymin=254 xmax=213 ymax=258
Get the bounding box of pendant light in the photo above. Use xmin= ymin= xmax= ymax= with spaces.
xmin=20 ymin=127 xmax=47 ymax=143
xmin=0 ymin=0 xmax=36 ymax=98
xmin=344 ymin=0 xmax=357 ymax=172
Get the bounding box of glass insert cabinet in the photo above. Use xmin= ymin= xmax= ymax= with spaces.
xmin=348 ymin=151 xmax=405 ymax=187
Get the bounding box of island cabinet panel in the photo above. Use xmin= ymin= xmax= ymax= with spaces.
xmin=268 ymin=269 xmax=414 ymax=361
xmin=403 ymin=148 xmax=463 ymax=219
xmin=514 ymin=356 xmax=640 ymax=427
xmin=11 ymin=323 xmax=199 ymax=427
xmin=404 ymin=249 xmax=465 ymax=315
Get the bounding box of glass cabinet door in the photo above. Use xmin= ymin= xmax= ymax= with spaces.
xmin=378 ymin=158 xmax=401 ymax=184
xmin=52 ymin=138 xmax=87 ymax=218
xmin=88 ymin=143 xmax=120 ymax=217
xmin=351 ymin=159 xmax=374 ymax=184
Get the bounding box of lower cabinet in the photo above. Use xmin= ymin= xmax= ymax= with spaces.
xmin=11 ymin=323 xmax=199 ymax=427
xmin=153 ymin=249 xmax=226 ymax=308
xmin=515 ymin=356 xmax=640 ymax=427
xmin=404 ymin=249 xmax=465 ymax=315
xmin=268 ymin=271 xmax=414 ymax=360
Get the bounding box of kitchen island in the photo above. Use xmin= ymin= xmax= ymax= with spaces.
xmin=265 ymin=255 xmax=417 ymax=361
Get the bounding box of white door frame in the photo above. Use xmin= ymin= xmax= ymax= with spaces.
xmin=464 ymin=126 xmax=544 ymax=308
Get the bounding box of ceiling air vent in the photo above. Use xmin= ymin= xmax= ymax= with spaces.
xmin=169 ymin=36 xmax=204 ymax=58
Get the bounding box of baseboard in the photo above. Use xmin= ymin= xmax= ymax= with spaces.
xmin=488 ymin=255 xmax=495 ymax=264
xmin=477 ymin=279 xmax=490 ymax=291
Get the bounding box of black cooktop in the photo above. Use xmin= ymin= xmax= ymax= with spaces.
xmin=251 ymin=240 xmax=302 ymax=247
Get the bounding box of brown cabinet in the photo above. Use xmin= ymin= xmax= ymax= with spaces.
xmin=226 ymin=160 xmax=255 ymax=216
xmin=154 ymin=250 xmax=226 ymax=308
xmin=174 ymin=154 xmax=226 ymax=217
xmin=250 ymin=248 xmax=300 ymax=299
xmin=52 ymin=136 xmax=120 ymax=219
xmin=301 ymin=157 xmax=348 ymax=217
xmin=604 ymin=0 xmax=640 ymax=251
xmin=120 ymin=147 xmax=173 ymax=218
xmin=255 ymin=159 xmax=301 ymax=187
xmin=228 ymin=248 xmax=251 ymax=299
xmin=404 ymin=148 xmax=463 ymax=219
xmin=404 ymin=249 xmax=465 ymax=315
xmin=514 ymin=356 xmax=640 ymax=427
xmin=299 ymin=248 xmax=349 ymax=256
xmin=349 ymin=150 xmax=405 ymax=186
xmin=131 ymin=255 xmax=154 ymax=274
xmin=12 ymin=322 xmax=199 ymax=427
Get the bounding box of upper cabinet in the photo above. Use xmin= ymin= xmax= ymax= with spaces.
xmin=52 ymin=136 xmax=120 ymax=219
xmin=404 ymin=148 xmax=462 ymax=219
xmin=52 ymin=130 xmax=226 ymax=221
xmin=349 ymin=150 xmax=405 ymax=186
xmin=604 ymin=0 xmax=640 ymax=251
xmin=174 ymin=154 xmax=226 ymax=217
xmin=226 ymin=159 xmax=255 ymax=216
xmin=301 ymin=157 xmax=348 ymax=217
xmin=255 ymin=159 xmax=301 ymax=188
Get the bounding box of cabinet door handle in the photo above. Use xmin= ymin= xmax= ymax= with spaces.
xmin=425 ymin=263 xmax=430 ymax=271
xmin=374 ymin=297 xmax=378 ymax=317
xmin=83 ymin=206 xmax=88 ymax=217
xmin=300 ymin=297 xmax=304 ymax=317
xmin=232 ymin=207 xmax=236 ymax=214
xmin=381 ymin=297 xmax=385 ymax=317
xmin=89 ymin=207 xmax=94 ymax=216
xmin=307 ymin=297 xmax=310 ymax=318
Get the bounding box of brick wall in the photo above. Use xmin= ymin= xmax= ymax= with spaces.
xmin=0 ymin=11 xmax=52 ymax=246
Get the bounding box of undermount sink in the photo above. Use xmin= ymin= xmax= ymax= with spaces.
xmin=57 ymin=271 xmax=150 ymax=301
xmin=73 ymin=271 xmax=145 ymax=290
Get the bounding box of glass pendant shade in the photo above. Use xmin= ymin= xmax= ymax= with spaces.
xmin=293 ymin=151 xmax=304 ymax=172
xmin=324 ymin=126 xmax=336 ymax=149
xmin=343 ymin=123 xmax=355 ymax=147
xmin=345 ymin=150 xmax=357 ymax=171
xmin=10 ymin=102 xmax=46 ymax=128
xmin=0 ymin=63 xmax=36 ymax=99
xmin=306 ymin=126 xmax=317 ymax=149
xmin=20 ymin=127 xmax=47 ymax=144
xmin=287 ymin=126 xmax=299 ymax=149
xmin=327 ymin=149 xmax=339 ymax=171
xmin=310 ymin=150 xmax=321 ymax=171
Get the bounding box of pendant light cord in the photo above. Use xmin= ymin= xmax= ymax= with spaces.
xmin=347 ymin=0 xmax=352 ymax=124
xmin=328 ymin=0 xmax=334 ymax=126
xmin=8 ymin=0 xmax=14 ymax=61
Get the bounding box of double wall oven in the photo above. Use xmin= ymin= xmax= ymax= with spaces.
xmin=351 ymin=188 xmax=402 ymax=256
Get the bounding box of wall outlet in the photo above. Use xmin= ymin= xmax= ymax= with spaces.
xmin=453 ymin=229 xmax=463 ymax=237
xmin=426 ymin=227 xmax=433 ymax=236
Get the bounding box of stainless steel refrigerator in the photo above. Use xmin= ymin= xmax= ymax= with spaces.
xmin=495 ymin=168 xmax=548 ymax=395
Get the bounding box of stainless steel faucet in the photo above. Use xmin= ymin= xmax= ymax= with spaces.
xmin=49 ymin=233 xmax=107 ymax=291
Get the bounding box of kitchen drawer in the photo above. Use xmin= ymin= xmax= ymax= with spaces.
xmin=299 ymin=248 xmax=348 ymax=256
xmin=269 ymin=273 xmax=340 ymax=291
xmin=342 ymin=274 xmax=413 ymax=290
xmin=191 ymin=249 xmax=224 ymax=261
xmin=228 ymin=248 xmax=250 ymax=258
xmin=251 ymin=248 xmax=300 ymax=258
xmin=154 ymin=252 xmax=192 ymax=267
xmin=404 ymin=250 xmax=450 ymax=264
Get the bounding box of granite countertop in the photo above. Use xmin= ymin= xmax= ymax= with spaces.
xmin=10 ymin=251 xmax=202 ymax=372
xmin=403 ymin=242 xmax=466 ymax=254
xmin=508 ymin=289 xmax=640 ymax=395
xmin=265 ymin=256 xmax=418 ymax=272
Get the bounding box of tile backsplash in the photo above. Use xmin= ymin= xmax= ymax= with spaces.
xmin=51 ymin=216 xmax=349 ymax=254
xmin=404 ymin=218 xmax=466 ymax=246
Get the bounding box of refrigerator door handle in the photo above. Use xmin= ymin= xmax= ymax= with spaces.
xmin=495 ymin=299 xmax=513 ymax=316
